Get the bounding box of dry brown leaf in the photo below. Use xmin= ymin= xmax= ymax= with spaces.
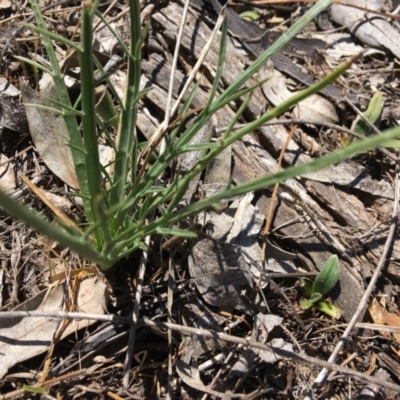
xmin=260 ymin=61 xmax=339 ymax=124
xmin=0 ymin=275 xmax=107 ymax=378
xmin=382 ymin=313 xmax=400 ymax=344
xmin=330 ymin=0 xmax=400 ymax=59
xmin=0 ymin=0 xmax=11 ymax=9
xmin=0 ymin=94 xmax=30 ymax=134
xmin=0 ymin=154 xmax=16 ymax=194
xmin=382 ymin=313 xmax=400 ymax=327
xmin=21 ymin=80 xmax=79 ymax=189
xmin=369 ymin=298 xmax=386 ymax=325
xmin=368 ymin=298 xmax=399 ymax=341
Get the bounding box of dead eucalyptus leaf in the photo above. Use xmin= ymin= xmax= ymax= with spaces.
xmin=0 ymin=276 xmax=107 ymax=379
xmin=21 ymin=80 xmax=79 ymax=189
xmin=330 ymin=0 xmax=400 ymax=59
xmin=261 ymin=61 xmax=339 ymax=124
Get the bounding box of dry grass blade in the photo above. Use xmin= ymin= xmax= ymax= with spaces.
xmin=19 ymin=174 xmax=82 ymax=233
xmin=161 ymin=0 xmax=190 ymax=133
xmin=138 ymin=12 xmax=225 ymax=166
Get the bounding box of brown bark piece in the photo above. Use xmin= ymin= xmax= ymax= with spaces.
xmin=304 ymin=180 xmax=371 ymax=230
xmin=152 ymin=3 xmax=267 ymax=117
xmin=188 ymin=238 xmax=253 ymax=311
xmin=231 ymin=137 xmax=366 ymax=321
xmin=146 ymin=2 xmax=400 ymax=322
xmin=141 ymin=53 xmax=234 ymax=128
xmin=208 ymin=0 xmax=356 ymax=102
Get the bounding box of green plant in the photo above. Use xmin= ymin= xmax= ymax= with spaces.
xmin=0 ymin=0 xmax=399 ymax=271
xmin=345 ymin=91 xmax=384 ymax=146
xmin=300 ymin=255 xmax=342 ymax=318
xmin=239 ymin=10 xmax=261 ymax=22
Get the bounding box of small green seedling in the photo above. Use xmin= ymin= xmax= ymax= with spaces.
xmin=300 ymin=255 xmax=341 ymax=318
xmin=346 ymin=91 xmax=384 ymax=146
xmin=239 ymin=10 xmax=261 ymax=21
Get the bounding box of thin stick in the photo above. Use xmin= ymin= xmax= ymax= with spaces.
xmin=167 ymin=255 xmax=174 ymax=400
xmin=260 ymin=125 xmax=296 ymax=267
xmin=159 ymin=0 xmax=191 ymax=155
xmin=2 ymin=310 xmax=400 ymax=391
xmin=122 ymin=234 xmax=151 ymax=388
xmin=254 ymin=125 xmax=308 ymax=331
xmin=2 ymin=369 xmax=86 ymax=399
xmin=140 ymin=318 xmax=400 ymax=393
xmin=258 ymin=124 xmax=296 ymax=290
xmin=93 ymin=0 xmax=120 ymax=32
xmin=312 ymin=165 xmax=400 ymax=388
xmin=138 ymin=12 xmax=225 ymax=167
xmin=162 ymin=0 xmax=190 ymax=130
xmin=4 ymin=309 xmax=400 ymax=335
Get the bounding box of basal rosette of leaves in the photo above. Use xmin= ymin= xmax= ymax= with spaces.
xmin=0 ymin=0 xmax=399 ymax=270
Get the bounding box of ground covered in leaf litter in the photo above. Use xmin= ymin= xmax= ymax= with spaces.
xmin=0 ymin=0 xmax=400 ymax=398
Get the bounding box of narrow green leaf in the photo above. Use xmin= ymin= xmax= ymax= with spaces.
xmin=94 ymin=11 xmax=130 ymax=56
xmin=0 ymin=187 xmax=112 ymax=269
xmin=80 ymin=0 xmax=105 ymax=247
xmin=186 ymin=80 xmax=204 ymax=112
xmin=109 ymin=0 xmax=143 ymax=224
xmin=180 ymin=143 xmax=219 ymax=152
xmin=117 ymin=0 xmax=336 ymax=222
xmin=155 ymin=228 xmax=198 ymax=238
xmin=132 ymin=94 xmax=400 ymax=242
xmin=210 ymin=0 xmax=333 ymax=109
xmin=206 ymin=18 xmax=227 ymax=110
xmin=24 ymin=23 xmax=80 ymax=50
xmin=21 ymin=385 xmax=47 ymax=395
xmin=23 ymin=103 xmax=65 ymax=116
xmin=29 ymin=0 xmax=90 ymax=229
xmin=380 ymin=140 xmax=400 ymax=148
xmin=14 ymin=56 xmax=52 ymax=74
